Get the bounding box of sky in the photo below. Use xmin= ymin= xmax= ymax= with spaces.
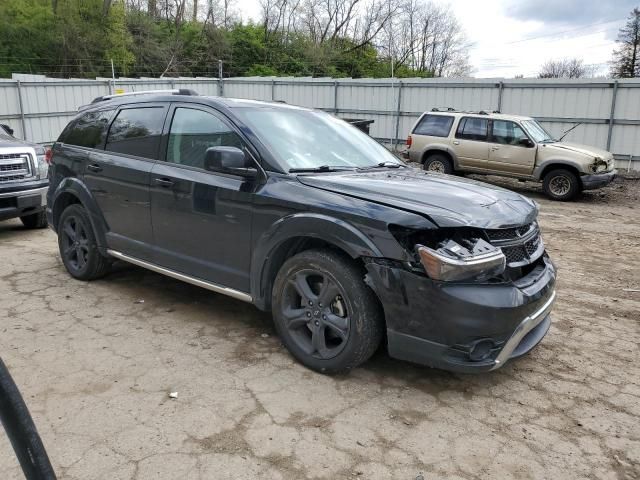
xmin=236 ymin=0 xmax=637 ymax=78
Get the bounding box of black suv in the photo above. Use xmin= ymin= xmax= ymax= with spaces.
xmin=47 ymin=90 xmax=556 ymax=374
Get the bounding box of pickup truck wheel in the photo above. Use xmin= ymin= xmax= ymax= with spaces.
xmin=57 ymin=204 xmax=111 ymax=280
xmin=543 ymin=169 xmax=580 ymax=201
xmin=20 ymin=211 xmax=47 ymax=229
xmin=272 ymin=249 xmax=384 ymax=374
xmin=423 ymin=154 xmax=453 ymax=174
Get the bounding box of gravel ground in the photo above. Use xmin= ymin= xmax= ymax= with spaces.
xmin=1 ymin=176 xmax=639 ymax=480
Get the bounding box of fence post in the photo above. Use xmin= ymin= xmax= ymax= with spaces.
xmin=606 ymin=80 xmax=619 ymax=151
xmin=334 ymin=80 xmax=339 ymax=114
xmin=393 ymin=80 xmax=403 ymax=150
xmin=15 ymin=80 xmax=27 ymax=141
xmin=497 ymin=81 xmax=504 ymax=112
xmin=271 ymin=79 xmax=276 ymax=101
xmin=218 ymin=60 xmax=224 ymax=97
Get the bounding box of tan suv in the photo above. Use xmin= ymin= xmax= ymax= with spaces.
xmin=406 ymin=109 xmax=616 ymax=200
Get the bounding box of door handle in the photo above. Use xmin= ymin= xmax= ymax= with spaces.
xmin=452 ymin=141 xmax=460 ymax=145
xmin=491 ymin=146 xmax=500 ymax=150
xmin=154 ymin=177 xmax=174 ymax=188
xmin=87 ymin=164 xmax=102 ymax=173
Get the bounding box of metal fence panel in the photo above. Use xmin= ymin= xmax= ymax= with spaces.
xmin=1 ymin=75 xmax=639 ymax=170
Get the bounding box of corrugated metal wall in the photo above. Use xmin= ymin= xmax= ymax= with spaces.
xmin=1 ymin=75 xmax=639 ymax=169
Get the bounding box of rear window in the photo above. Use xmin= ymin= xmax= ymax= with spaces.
xmin=456 ymin=117 xmax=489 ymax=141
xmin=413 ymin=115 xmax=454 ymax=137
xmin=105 ymin=107 xmax=164 ymax=159
xmin=59 ymin=110 xmax=114 ymax=149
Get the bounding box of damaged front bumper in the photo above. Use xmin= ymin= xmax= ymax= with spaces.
xmin=366 ymin=255 xmax=557 ymax=373
xmin=581 ymin=170 xmax=616 ymax=190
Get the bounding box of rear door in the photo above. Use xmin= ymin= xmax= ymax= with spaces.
xmin=453 ymin=117 xmax=490 ymax=169
xmin=149 ymin=104 xmax=255 ymax=292
xmin=84 ymin=103 xmax=168 ymax=261
xmin=487 ymin=120 xmax=537 ymax=175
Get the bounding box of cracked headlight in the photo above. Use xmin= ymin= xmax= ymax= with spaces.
xmin=591 ymin=157 xmax=608 ymax=173
xmin=416 ymin=238 xmax=506 ymax=282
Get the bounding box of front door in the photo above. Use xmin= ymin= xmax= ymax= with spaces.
xmin=453 ymin=117 xmax=489 ymax=169
xmin=487 ymin=120 xmax=537 ymax=175
xmin=84 ymin=104 xmax=168 ymax=261
xmin=150 ymin=105 xmax=255 ymax=293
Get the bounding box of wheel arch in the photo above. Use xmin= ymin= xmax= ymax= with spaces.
xmin=421 ymin=147 xmax=457 ymax=169
xmin=534 ymin=161 xmax=583 ymax=184
xmin=51 ymin=178 xmax=109 ymax=250
xmin=251 ymin=214 xmax=382 ymax=311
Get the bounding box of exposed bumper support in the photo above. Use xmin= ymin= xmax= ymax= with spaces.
xmin=490 ymin=290 xmax=556 ymax=369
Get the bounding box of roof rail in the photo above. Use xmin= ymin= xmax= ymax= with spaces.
xmin=430 ymin=108 xmax=503 ymax=115
xmin=431 ymin=107 xmax=457 ymax=112
xmin=89 ymin=88 xmax=199 ymax=105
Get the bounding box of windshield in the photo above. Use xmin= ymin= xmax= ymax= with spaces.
xmin=521 ymin=120 xmax=555 ymax=143
xmin=234 ymin=107 xmax=403 ymax=171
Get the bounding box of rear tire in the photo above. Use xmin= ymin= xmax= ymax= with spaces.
xmin=543 ymin=168 xmax=580 ymax=201
xmin=20 ymin=211 xmax=47 ymax=229
xmin=57 ymin=204 xmax=111 ymax=280
xmin=272 ymin=249 xmax=384 ymax=374
xmin=423 ymin=153 xmax=453 ymax=174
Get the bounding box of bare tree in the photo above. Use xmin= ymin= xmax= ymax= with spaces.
xmin=538 ymin=58 xmax=592 ymax=78
xmin=611 ymin=7 xmax=640 ymax=78
xmin=386 ymin=1 xmax=470 ymax=76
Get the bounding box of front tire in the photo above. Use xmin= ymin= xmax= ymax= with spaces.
xmin=20 ymin=211 xmax=47 ymax=229
xmin=543 ymin=168 xmax=580 ymax=201
xmin=57 ymin=204 xmax=111 ymax=280
xmin=423 ymin=153 xmax=453 ymax=174
xmin=272 ymin=249 xmax=384 ymax=374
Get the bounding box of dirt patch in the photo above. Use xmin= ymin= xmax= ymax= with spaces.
xmin=0 ymin=177 xmax=638 ymax=479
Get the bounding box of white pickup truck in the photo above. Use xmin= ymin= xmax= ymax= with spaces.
xmin=0 ymin=124 xmax=49 ymax=228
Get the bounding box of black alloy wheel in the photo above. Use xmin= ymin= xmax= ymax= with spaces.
xmin=272 ymin=249 xmax=384 ymax=373
xmin=57 ymin=204 xmax=111 ymax=280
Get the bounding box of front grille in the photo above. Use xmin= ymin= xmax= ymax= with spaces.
xmin=0 ymin=152 xmax=32 ymax=182
xmin=484 ymin=223 xmax=543 ymax=266
xmin=485 ymin=224 xmax=532 ymax=242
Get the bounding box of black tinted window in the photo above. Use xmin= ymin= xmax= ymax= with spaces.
xmin=60 ymin=110 xmax=113 ymax=148
xmin=105 ymin=107 xmax=164 ymax=159
xmin=456 ymin=117 xmax=488 ymax=141
xmin=166 ymin=108 xmax=243 ymax=169
xmin=413 ymin=115 xmax=454 ymax=137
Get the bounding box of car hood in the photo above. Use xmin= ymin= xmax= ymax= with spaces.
xmin=0 ymin=136 xmax=44 ymax=153
xmin=545 ymin=141 xmax=613 ymax=159
xmin=297 ymin=169 xmax=538 ymax=228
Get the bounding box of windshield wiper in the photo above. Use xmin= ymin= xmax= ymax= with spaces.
xmin=357 ymin=162 xmax=404 ymax=170
xmin=288 ymin=165 xmax=355 ymax=173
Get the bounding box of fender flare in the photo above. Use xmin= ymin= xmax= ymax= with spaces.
xmin=250 ymin=213 xmax=382 ymax=310
xmin=50 ymin=177 xmax=109 ymax=249
xmin=532 ymin=159 xmax=585 ymax=181
xmin=420 ymin=146 xmax=459 ymax=169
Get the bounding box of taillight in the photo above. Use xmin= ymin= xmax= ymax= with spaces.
xmin=44 ymin=148 xmax=53 ymax=164
xmin=406 ymin=135 xmax=412 ymax=147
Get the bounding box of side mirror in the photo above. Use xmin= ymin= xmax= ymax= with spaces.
xmin=204 ymin=146 xmax=257 ymax=178
xmin=0 ymin=124 xmax=15 ymax=136
xmin=519 ymin=138 xmax=534 ymax=148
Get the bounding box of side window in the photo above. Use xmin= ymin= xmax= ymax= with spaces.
xmin=492 ymin=120 xmax=529 ymax=145
xmin=413 ymin=115 xmax=454 ymax=137
xmin=105 ymin=107 xmax=164 ymax=159
xmin=456 ymin=117 xmax=488 ymax=141
xmin=59 ymin=110 xmax=113 ymax=148
xmin=166 ymin=108 xmax=243 ymax=169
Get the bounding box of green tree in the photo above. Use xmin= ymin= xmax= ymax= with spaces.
xmin=612 ymin=7 xmax=640 ymax=78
